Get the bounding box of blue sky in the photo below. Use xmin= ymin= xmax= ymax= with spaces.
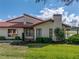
xmin=0 ymin=0 xmax=79 ymax=19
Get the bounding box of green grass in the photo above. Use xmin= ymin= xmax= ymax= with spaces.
xmin=1 ymin=43 xmax=79 ymax=59
xmin=26 ymin=43 xmax=79 ymax=59
xmin=0 ymin=43 xmax=27 ymax=59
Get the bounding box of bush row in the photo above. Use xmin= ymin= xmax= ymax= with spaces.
xmin=1 ymin=34 xmax=79 ymax=44
xmin=36 ymin=37 xmax=52 ymax=43
xmin=66 ymin=34 xmax=79 ymax=44
xmin=36 ymin=34 xmax=79 ymax=44
xmin=0 ymin=36 xmax=21 ymax=40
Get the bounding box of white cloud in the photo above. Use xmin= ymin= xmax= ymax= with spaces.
xmin=0 ymin=19 xmax=6 ymax=22
xmin=0 ymin=15 xmax=17 ymax=22
xmin=8 ymin=15 xmax=16 ymax=19
xmin=37 ymin=7 xmax=64 ymax=19
xmin=37 ymin=7 xmax=79 ymax=27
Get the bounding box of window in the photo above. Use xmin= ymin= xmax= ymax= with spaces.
xmin=8 ymin=29 xmax=17 ymax=37
xmin=49 ymin=28 xmax=53 ymax=38
xmin=26 ymin=29 xmax=33 ymax=36
xmin=36 ymin=28 xmax=42 ymax=37
xmin=26 ymin=29 xmax=29 ymax=36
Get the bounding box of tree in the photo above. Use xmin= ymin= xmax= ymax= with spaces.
xmin=35 ymin=0 xmax=79 ymax=6
xmin=54 ymin=28 xmax=65 ymax=41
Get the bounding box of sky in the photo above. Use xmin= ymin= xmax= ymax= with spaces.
xmin=0 ymin=0 xmax=79 ymax=26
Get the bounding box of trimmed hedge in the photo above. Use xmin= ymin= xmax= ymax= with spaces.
xmin=66 ymin=34 xmax=79 ymax=44
xmin=0 ymin=36 xmax=6 ymax=40
xmin=36 ymin=37 xmax=52 ymax=43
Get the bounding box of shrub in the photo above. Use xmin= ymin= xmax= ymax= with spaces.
xmin=54 ymin=28 xmax=65 ymax=41
xmin=15 ymin=36 xmax=21 ymax=40
xmin=36 ymin=37 xmax=52 ymax=43
xmin=10 ymin=41 xmax=26 ymax=45
xmin=0 ymin=36 xmax=6 ymax=40
xmin=22 ymin=32 xmax=25 ymax=41
xmin=66 ymin=34 xmax=79 ymax=44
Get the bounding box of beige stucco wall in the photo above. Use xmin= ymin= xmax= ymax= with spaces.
xmin=34 ymin=21 xmax=55 ymax=40
xmin=8 ymin=14 xmax=63 ymax=41
xmin=0 ymin=28 xmax=24 ymax=39
xmin=34 ymin=15 xmax=63 ymax=41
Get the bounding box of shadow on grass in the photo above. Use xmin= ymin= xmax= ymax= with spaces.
xmin=10 ymin=40 xmax=67 ymax=48
xmin=26 ymin=43 xmax=50 ymax=48
xmin=10 ymin=41 xmax=50 ymax=48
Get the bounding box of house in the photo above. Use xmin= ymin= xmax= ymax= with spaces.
xmin=0 ymin=14 xmax=70 ymax=41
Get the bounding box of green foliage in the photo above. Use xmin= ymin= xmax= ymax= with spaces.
xmin=10 ymin=41 xmax=26 ymax=45
xmin=54 ymin=28 xmax=65 ymax=41
xmin=26 ymin=44 xmax=79 ymax=59
xmin=35 ymin=0 xmax=46 ymax=4
xmin=0 ymin=36 xmax=6 ymax=40
xmin=66 ymin=34 xmax=79 ymax=44
xmin=36 ymin=37 xmax=52 ymax=43
xmin=22 ymin=32 xmax=25 ymax=41
xmin=15 ymin=36 xmax=21 ymax=40
xmin=35 ymin=0 xmax=79 ymax=5
xmin=0 ymin=43 xmax=26 ymax=59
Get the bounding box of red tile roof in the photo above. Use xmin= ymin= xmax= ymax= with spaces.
xmin=0 ymin=22 xmax=32 ymax=28
xmin=0 ymin=21 xmax=70 ymax=28
xmin=30 ymin=19 xmax=42 ymax=24
xmin=33 ymin=20 xmax=54 ymax=26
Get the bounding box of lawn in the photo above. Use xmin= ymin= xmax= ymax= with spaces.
xmin=26 ymin=43 xmax=79 ymax=59
xmin=1 ymin=43 xmax=79 ymax=59
xmin=0 ymin=43 xmax=27 ymax=59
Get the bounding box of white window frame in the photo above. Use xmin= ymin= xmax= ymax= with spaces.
xmin=36 ymin=28 xmax=42 ymax=38
xmin=8 ymin=29 xmax=17 ymax=37
xmin=49 ymin=28 xmax=53 ymax=38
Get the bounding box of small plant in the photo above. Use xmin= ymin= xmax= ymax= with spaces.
xmin=15 ymin=36 xmax=21 ymax=40
xmin=0 ymin=36 xmax=6 ymax=40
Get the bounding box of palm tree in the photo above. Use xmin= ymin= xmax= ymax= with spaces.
xmin=35 ymin=0 xmax=79 ymax=5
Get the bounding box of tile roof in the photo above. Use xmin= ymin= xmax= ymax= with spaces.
xmin=0 ymin=22 xmax=32 ymax=28
xmin=33 ymin=20 xmax=54 ymax=26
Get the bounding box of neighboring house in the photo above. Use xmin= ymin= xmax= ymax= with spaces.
xmin=0 ymin=14 xmax=70 ymax=41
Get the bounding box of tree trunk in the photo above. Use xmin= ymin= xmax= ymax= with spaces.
xmin=22 ymin=32 xmax=25 ymax=41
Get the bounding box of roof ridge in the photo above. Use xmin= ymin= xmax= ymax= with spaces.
xmin=23 ymin=13 xmax=43 ymax=21
xmin=6 ymin=15 xmax=24 ymax=22
xmin=6 ymin=13 xmax=43 ymax=22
